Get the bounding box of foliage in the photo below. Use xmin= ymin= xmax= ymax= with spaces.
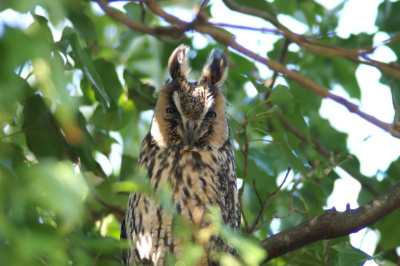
xmin=0 ymin=0 xmax=399 ymax=265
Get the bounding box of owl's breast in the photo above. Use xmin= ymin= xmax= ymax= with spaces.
xmin=141 ymin=145 xmax=225 ymax=221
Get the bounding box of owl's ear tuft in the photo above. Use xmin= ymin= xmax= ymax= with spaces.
xmin=168 ymin=45 xmax=191 ymax=80
xmin=200 ymin=48 xmax=228 ymax=87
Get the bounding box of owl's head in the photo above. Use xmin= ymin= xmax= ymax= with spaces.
xmin=150 ymin=45 xmax=229 ymax=150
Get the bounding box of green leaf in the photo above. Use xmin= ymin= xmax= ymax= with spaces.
xmin=93 ymin=58 xmax=123 ymax=107
xmin=267 ymin=85 xmax=294 ymax=111
xmin=65 ymin=2 xmax=98 ymax=48
xmin=332 ymin=242 xmax=372 ymax=266
xmin=295 ymin=1 xmax=324 ymax=28
xmin=62 ymin=110 xmax=99 ymax=174
xmin=0 ymin=0 xmax=65 ymax=24
xmin=29 ymin=15 xmax=53 ymax=43
xmin=247 ymin=76 xmax=271 ymax=93
xmin=22 ymin=95 xmax=68 ymax=159
xmin=269 ymin=131 xmax=311 ymax=175
xmin=282 ymin=102 xmax=312 ymax=143
xmin=119 ymin=155 xmax=138 ymax=181
xmin=310 ymin=117 xmax=348 ymax=153
xmin=124 ymin=2 xmax=143 ymax=23
xmin=332 ymin=58 xmax=360 ymax=99
xmin=0 ymin=73 xmax=34 ymax=124
xmin=90 ymin=98 xmax=136 ymax=131
xmin=19 ymin=159 xmax=87 ymax=226
xmin=236 ymin=0 xmax=276 ymax=17
xmin=274 ymin=0 xmax=296 ymax=15
xmin=377 ymin=209 xmax=400 ymax=250
xmin=69 ymin=33 xmax=110 ymax=109
xmin=0 ymin=143 xmax=25 ymax=172
xmin=124 ymin=70 xmax=157 ymax=111
xmin=376 ymin=1 xmax=400 ymax=33
xmin=219 ymin=226 xmax=267 ymax=265
xmin=93 ymin=131 xmax=118 ymax=156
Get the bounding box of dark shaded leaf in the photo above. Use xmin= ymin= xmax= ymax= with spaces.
xmin=65 ymin=2 xmax=98 ymax=48
xmin=70 ymin=33 xmax=110 ymax=109
xmin=124 ymin=70 xmax=157 ymax=111
xmin=269 ymin=131 xmax=311 ymax=175
xmin=376 ymin=1 xmax=400 ymax=34
xmin=22 ymin=95 xmax=68 ymax=159
xmin=281 ymin=103 xmax=311 ymax=144
xmin=94 ymin=58 xmax=123 ymax=106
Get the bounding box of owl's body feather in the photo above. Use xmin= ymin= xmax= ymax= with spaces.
xmin=121 ymin=45 xmax=240 ymax=265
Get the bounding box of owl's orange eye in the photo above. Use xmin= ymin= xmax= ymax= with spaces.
xmin=166 ymin=108 xmax=177 ymax=114
xmin=206 ymin=111 xmax=217 ymax=118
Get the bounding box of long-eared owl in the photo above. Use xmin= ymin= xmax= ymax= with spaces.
xmin=121 ymin=45 xmax=241 ymax=265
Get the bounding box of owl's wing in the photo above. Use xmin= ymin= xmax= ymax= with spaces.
xmin=217 ymin=139 xmax=241 ymax=230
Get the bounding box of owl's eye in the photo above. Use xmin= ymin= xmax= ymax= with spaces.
xmin=206 ymin=111 xmax=217 ymax=118
xmin=166 ymin=107 xmax=178 ymax=114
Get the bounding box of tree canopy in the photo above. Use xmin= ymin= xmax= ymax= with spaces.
xmin=1 ymin=0 xmax=400 ymax=265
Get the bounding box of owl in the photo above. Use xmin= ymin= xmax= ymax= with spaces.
xmin=121 ymin=45 xmax=241 ymax=265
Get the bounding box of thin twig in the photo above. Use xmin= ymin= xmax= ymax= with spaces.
xmin=253 ymin=179 xmax=263 ymax=205
xmin=248 ymin=168 xmax=291 ymax=234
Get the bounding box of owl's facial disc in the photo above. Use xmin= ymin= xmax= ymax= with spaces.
xmin=172 ymin=86 xmax=214 ymax=146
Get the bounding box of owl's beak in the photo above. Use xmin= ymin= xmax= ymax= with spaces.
xmin=184 ymin=118 xmax=199 ymax=145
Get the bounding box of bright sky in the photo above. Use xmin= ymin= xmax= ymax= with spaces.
xmin=1 ymin=0 xmax=398 ymax=262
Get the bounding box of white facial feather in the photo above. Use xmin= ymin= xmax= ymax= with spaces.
xmin=172 ymin=91 xmax=183 ymax=114
xmin=203 ymin=91 xmax=214 ymax=116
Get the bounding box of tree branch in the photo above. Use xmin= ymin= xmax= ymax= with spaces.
xmin=97 ymin=0 xmax=184 ymax=39
xmin=261 ymin=182 xmax=400 ymax=262
xmin=97 ymin=0 xmax=400 ymax=139
xmin=221 ymin=0 xmax=400 ymax=80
